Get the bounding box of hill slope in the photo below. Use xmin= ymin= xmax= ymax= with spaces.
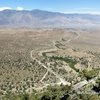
xmin=0 ymin=9 xmax=100 ymax=27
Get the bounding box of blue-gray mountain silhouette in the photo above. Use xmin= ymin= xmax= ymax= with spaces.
xmin=0 ymin=9 xmax=100 ymax=27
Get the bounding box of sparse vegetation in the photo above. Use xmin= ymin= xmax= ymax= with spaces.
xmin=0 ymin=28 xmax=100 ymax=99
xmin=49 ymin=56 xmax=79 ymax=72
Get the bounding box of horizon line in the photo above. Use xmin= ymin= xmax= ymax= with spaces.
xmin=0 ymin=8 xmax=100 ymax=15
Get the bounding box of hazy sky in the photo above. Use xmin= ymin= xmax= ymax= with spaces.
xmin=0 ymin=0 xmax=100 ymax=14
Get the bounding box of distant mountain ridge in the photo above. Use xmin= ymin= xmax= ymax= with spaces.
xmin=0 ymin=9 xmax=100 ymax=28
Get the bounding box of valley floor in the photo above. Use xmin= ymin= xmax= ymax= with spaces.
xmin=0 ymin=28 xmax=100 ymax=99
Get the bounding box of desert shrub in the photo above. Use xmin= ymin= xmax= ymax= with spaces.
xmin=83 ymin=69 xmax=98 ymax=80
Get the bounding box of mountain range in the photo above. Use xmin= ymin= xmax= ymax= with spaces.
xmin=0 ymin=9 xmax=100 ymax=28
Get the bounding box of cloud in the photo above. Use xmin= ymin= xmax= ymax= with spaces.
xmin=62 ymin=7 xmax=100 ymax=15
xmin=0 ymin=6 xmax=24 ymax=11
xmin=16 ymin=6 xmax=24 ymax=10
xmin=0 ymin=7 xmax=12 ymax=11
xmin=78 ymin=8 xmax=98 ymax=10
xmin=63 ymin=11 xmax=100 ymax=15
